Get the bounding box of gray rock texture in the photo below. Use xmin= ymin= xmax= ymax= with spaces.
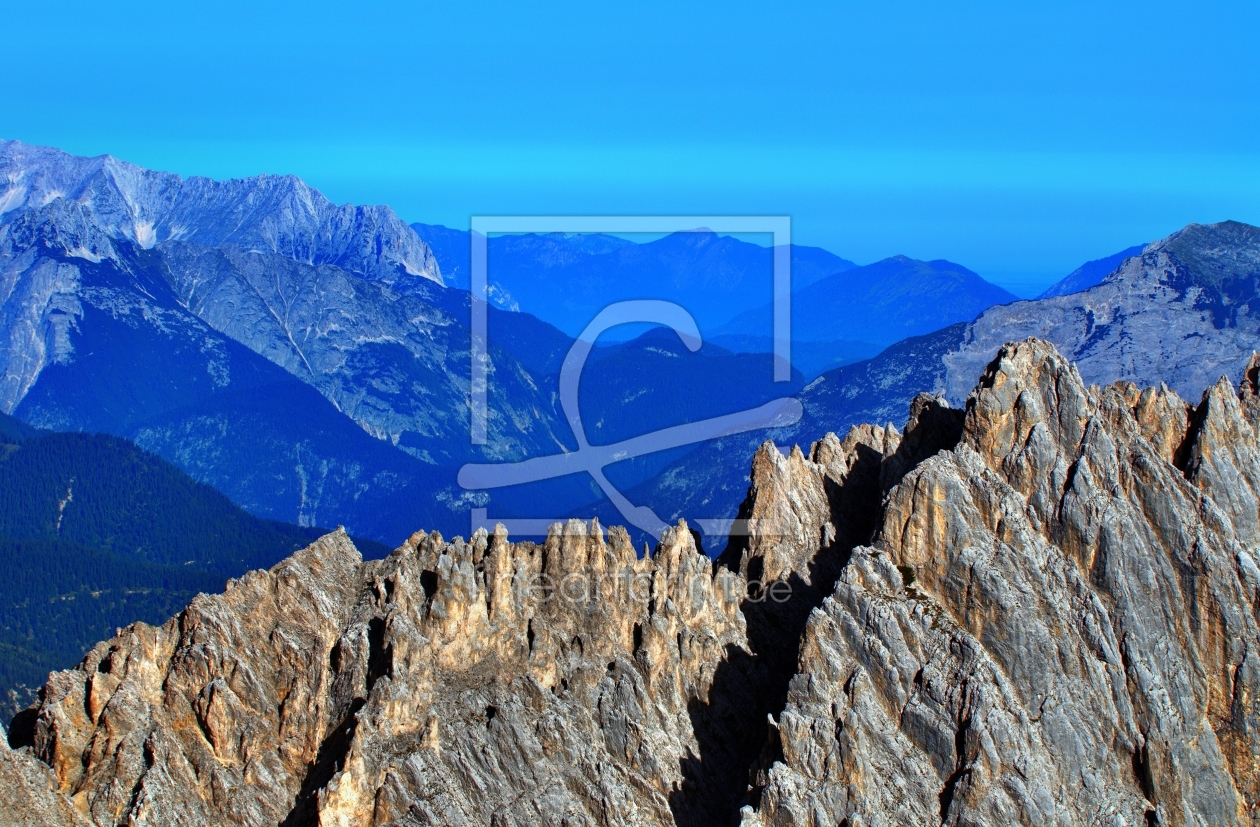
xmin=0 ymin=730 xmax=91 ymax=826
xmin=9 ymin=337 xmax=1260 ymax=825
xmin=0 ymin=140 xmax=439 ymax=287
xmin=945 ymin=221 xmax=1260 ymax=402
xmin=746 ymin=340 xmax=1260 ymax=826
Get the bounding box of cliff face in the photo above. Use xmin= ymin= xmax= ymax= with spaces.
xmin=8 ymin=338 xmax=1260 ymax=826
xmin=749 ymin=340 xmax=1260 ymax=826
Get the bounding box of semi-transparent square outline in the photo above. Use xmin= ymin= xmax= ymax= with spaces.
xmin=468 ymin=215 xmax=791 ymax=538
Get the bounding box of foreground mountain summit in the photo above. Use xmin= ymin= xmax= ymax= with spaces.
xmin=6 ymin=337 xmax=1260 ymax=826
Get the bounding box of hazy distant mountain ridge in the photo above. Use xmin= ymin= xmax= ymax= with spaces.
xmin=718 ymin=254 xmax=1019 ymax=347
xmin=411 ymin=222 xmax=858 ymax=336
xmin=616 ymin=220 xmax=1260 ymax=544
xmin=0 ymin=158 xmax=810 ymax=544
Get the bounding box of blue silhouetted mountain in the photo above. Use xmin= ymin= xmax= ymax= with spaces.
xmin=411 ymin=223 xmax=857 ymax=337
xmin=716 ymin=255 xmax=1018 ymax=350
xmin=707 ymin=334 xmax=882 ymax=378
xmin=0 ymin=411 xmax=391 ymax=722
xmin=1039 ymin=244 xmax=1147 ymax=298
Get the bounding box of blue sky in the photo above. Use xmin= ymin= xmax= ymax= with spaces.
xmin=4 ymin=0 xmax=1258 ymax=295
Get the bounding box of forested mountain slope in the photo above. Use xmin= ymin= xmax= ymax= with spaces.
xmin=0 ymin=414 xmax=381 ymax=723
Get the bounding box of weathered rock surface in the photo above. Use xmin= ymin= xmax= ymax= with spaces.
xmin=944 ymin=221 xmax=1260 ymax=402
xmin=2 ymin=520 xmax=756 ymax=826
xmin=0 ymin=140 xmax=440 ymax=288
xmin=8 ymin=337 xmax=1260 ymax=826
xmin=0 ymin=733 xmax=91 ymax=826
xmin=746 ymin=340 xmax=1260 ymax=826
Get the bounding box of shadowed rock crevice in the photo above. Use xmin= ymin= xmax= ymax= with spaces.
xmin=1174 ymin=389 xmax=1212 ymax=477
xmin=5 ymin=709 xmax=35 ymax=750
xmin=279 ymin=698 xmax=365 ymax=827
xmin=674 ymin=395 xmax=963 ymax=826
xmin=937 ymin=714 xmax=971 ymax=823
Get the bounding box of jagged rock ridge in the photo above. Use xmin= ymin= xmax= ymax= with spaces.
xmin=7 ymin=337 xmax=1260 ymax=826
xmin=0 ymin=140 xmax=439 ymax=287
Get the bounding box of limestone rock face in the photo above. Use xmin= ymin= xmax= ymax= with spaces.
xmin=0 ymin=733 xmax=91 ymax=827
xmin=748 ymin=339 xmax=1260 ymax=826
xmin=4 ymin=520 xmax=764 ymax=826
xmin=8 ymin=337 xmax=1260 ymax=827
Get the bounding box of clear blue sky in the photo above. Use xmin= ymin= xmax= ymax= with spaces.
xmin=4 ymin=1 xmax=1258 ymax=295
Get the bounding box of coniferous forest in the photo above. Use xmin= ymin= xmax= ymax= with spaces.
xmin=0 ymin=413 xmax=386 ymax=723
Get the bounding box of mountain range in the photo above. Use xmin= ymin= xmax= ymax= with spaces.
xmin=714 ymin=254 xmax=1019 ymax=349
xmin=0 ymin=140 xmax=1029 ymax=550
xmin=4 ymin=139 xmax=1251 ymax=553
xmin=0 ymin=141 xmax=577 ymax=542
xmin=410 ymin=222 xmax=859 ymax=337
xmin=1 ymin=139 xmax=1259 ymax=825
xmin=610 ymin=220 xmax=1260 ymax=547
xmin=0 ymin=141 xmax=440 ymax=287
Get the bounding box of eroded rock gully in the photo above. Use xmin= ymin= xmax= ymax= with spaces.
xmin=6 ymin=338 xmax=1260 ymax=826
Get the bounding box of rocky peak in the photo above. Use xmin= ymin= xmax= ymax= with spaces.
xmin=0 ymin=140 xmax=440 ymax=286
xmin=0 ymin=199 xmax=118 ymax=264
xmin=1159 ymin=219 xmax=1260 ymax=291
xmin=751 ymin=338 xmax=1260 ymax=825
xmin=8 ymin=337 xmax=1260 ymax=826
xmin=943 ymin=221 xmax=1260 ymax=406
